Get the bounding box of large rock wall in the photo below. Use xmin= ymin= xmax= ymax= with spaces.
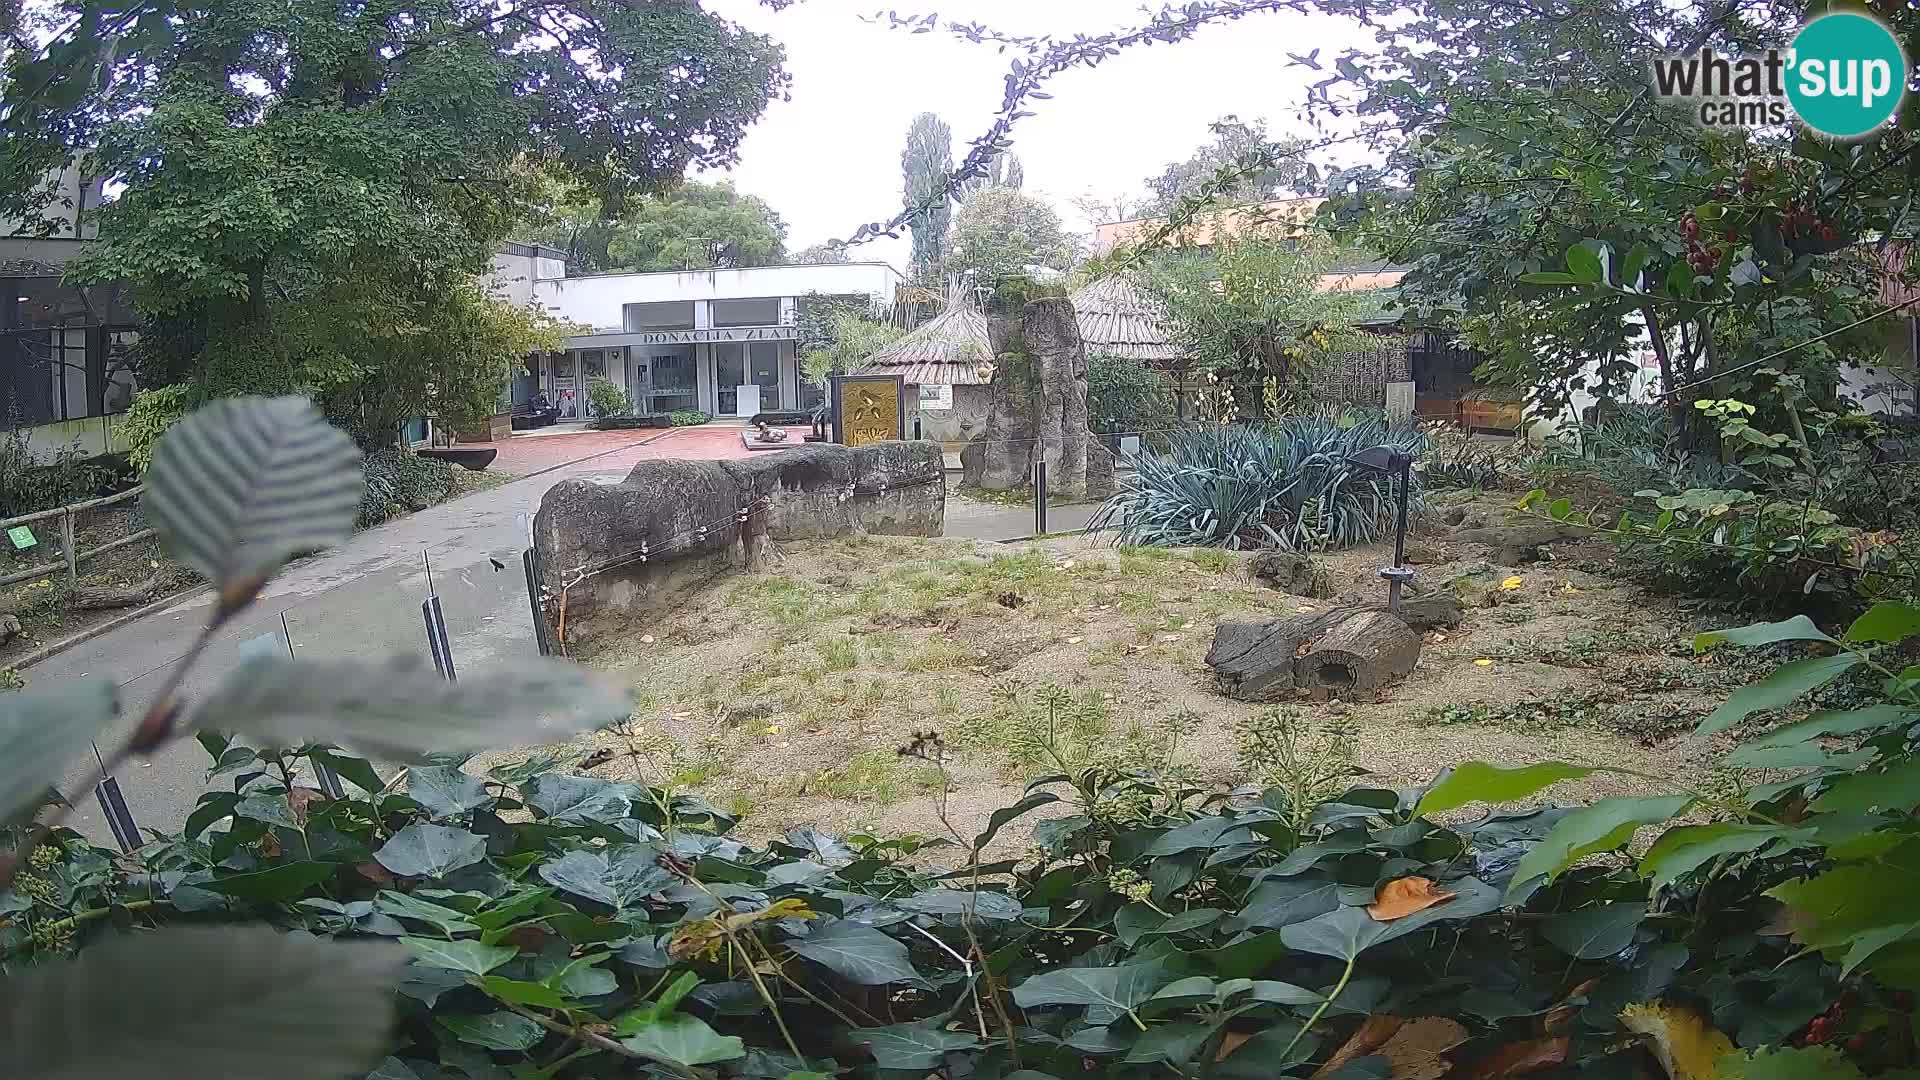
xmin=534 ymin=441 xmax=943 ymax=645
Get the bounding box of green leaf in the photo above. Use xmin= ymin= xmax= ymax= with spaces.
xmin=1280 ymin=876 xmax=1503 ymax=960
xmin=401 ymin=936 xmax=517 ymax=976
xmin=144 ymin=397 xmax=363 ymax=596
xmin=1565 ymin=244 xmax=1604 ymax=282
xmin=1697 ymin=654 xmax=1860 ymax=735
xmin=1011 ymin=962 xmax=1173 ymax=1010
xmin=480 ymin=976 xmax=572 ymax=1009
xmin=199 ymin=861 xmax=337 ymax=903
xmin=0 ymin=681 xmax=118 ymax=820
xmin=440 ymin=1011 xmax=544 ymax=1052
xmin=186 ymin=654 xmax=632 ymax=758
xmin=973 ymin=790 xmax=1059 ymax=850
xmin=848 ymin=1021 xmax=981 ymax=1070
xmin=1813 ymin=759 xmax=1920 ymax=814
xmin=375 ymin=891 xmax=481 ymax=936
xmin=1695 ymin=615 xmax=1837 ymax=653
xmin=1541 ymin=902 xmax=1645 ymax=958
xmin=1415 ymin=761 xmax=1594 ymax=817
xmin=375 ymin=823 xmax=488 ymax=878
xmin=1845 ymin=602 xmax=1920 ymax=645
xmin=1518 ymin=271 xmax=1581 ymax=285
xmin=786 ymin=921 xmax=921 ymax=985
xmin=1640 ymin=824 xmax=1813 ymax=889
xmin=537 ymin=846 xmax=674 ymax=911
xmin=620 ymin=1014 xmax=746 ymax=1066
xmin=524 ymin=774 xmax=631 ymax=823
xmin=0 ymin=926 xmax=400 ymax=1079
xmin=1719 ymin=1045 xmax=1865 ymax=1079
xmin=1510 ymin=796 xmax=1693 ymax=893
xmin=406 ymin=765 xmax=493 ymax=818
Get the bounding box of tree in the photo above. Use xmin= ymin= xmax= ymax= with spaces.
xmin=1309 ymin=0 xmax=1912 ymax=438
xmin=945 ymin=188 xmax=1078 ymax=283
xmin=956 ymin=152 xmax=1023 ymax=201
xmin=902 ymin=112 xmax=955 ymax=277
xmin=606 ymin=182 xmax=788 ymax=271
xmin=792 ymin=242 xmax=852 ymax=265
xmin=1 ymin=0 xmax=789 ymax=439
xmin=1139 ymin=115 xmax=1311 ymax=217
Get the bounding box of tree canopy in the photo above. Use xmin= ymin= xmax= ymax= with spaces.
xmin=1 ymin=0 xmax=788 ymax=438
xmin=945 ymin=187 xmax=1078 ymax=283
xmin=605 ymin=182 xmax=788 ymax=272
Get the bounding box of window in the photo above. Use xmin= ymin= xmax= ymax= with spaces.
xmin=623 ymin=301 xmax=695 ymax=332
xmin=710 ymin=298 xmax=781 ymax=328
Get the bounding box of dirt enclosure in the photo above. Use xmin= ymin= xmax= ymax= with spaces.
xmin=482 ymin=490 xmax=1764 ymax=847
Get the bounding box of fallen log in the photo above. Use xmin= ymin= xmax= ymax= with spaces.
xmin=68 ymin=575 xmax=160 ymax=611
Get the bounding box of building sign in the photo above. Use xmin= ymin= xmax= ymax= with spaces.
xmin=635 ymin=325 xmax=799 ymax=345
xmin=917 ymin=384 xmax=953 ymax=411
xmin=831 ymin=374 xmax=905 ymax=447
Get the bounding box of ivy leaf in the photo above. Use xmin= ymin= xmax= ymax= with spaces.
xmin=973 ymin=790 xmax=1060 ymax=850
xmin=143 ymin=396 xmax=363 ymax=603
xmin=375 ymin=823 xmax=488 ymax=878
xmin=1640 ymin=824 xmax=1812 ymax=889
xmin=1011 ymin=962 xmax=1173 ymax=1010
xmin=1697 ymin=654 xmax=1860 ymax=734
xmin=1414 ymin=762 xmax=1593 ymax=817
xmin=849 ymin=1021 xmax=982 ymax=1069
xmin=786 ymin=921 xmax=921 ymax=985
xmin=621 ymin=1014 xmax=746 ymax=1066
xmin=440 ymin=1011 xmax=544 ymax=1052
xmin=375 ymin=891 xmax=480 ymax=936
xmin=1541 ymin=902 xmax=1645 ymax=959
xmin=524 ymin=773 xmax=631 ymax=823
xmin=0 ymin=926 xmax=400 ymax=1079
xmin=1510 ymin=796 xmax=1693 ymax=893
xmin=187 ymin=654 xmax=631 ymax=758
xmin=1843 ymin=602 xmax=1920 ymax=645
xmin=1694 ymin=615 xmax=1836 ymax=653
xmin=0 ymin=681 xmax=118 ymax=821
xmin=402 ymin=936 xmax=517 ymax=976
xmin=406 ymin=765 xmax=493 ymax=818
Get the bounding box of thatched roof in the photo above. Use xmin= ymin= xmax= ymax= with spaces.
xmin=854 ymin=282 xmax=992 ymax=386
xmin=1070 ymin=274 xmax=1183 ymax=364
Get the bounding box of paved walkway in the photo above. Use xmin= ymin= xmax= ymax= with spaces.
xmin=37 ymin=441 xmax=1104 ymax=845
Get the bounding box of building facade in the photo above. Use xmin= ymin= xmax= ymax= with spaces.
xmin=490 ymin=250 xmax=903 ymax=421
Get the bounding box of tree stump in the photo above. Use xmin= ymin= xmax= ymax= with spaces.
xmin=1296 ymin=610 xmax=1423 ymax=694
xmin=1206 ymin=606 xmax=1425 ymax=701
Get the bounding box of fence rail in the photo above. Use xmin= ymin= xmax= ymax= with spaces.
xmin=0 ymin=487 xmax=155 ymax=589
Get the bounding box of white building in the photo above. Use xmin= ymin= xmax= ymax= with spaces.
xmin=491 ymin=245 xmax=903 ymax=420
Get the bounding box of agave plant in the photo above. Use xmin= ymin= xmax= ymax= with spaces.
xmin=1091 ymin=411 xmax=1427 ymax=550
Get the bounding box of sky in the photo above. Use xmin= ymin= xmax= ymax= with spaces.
xmin=697 ymin=0 xmax=1377 ymax=270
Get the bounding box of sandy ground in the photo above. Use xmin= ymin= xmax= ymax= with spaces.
xmin=477 ymin=490 xmax=1763 ymax=852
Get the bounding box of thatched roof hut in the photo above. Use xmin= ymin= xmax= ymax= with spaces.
xmin=1070 ymin=274 xmax=1183 ymax=365
xmin=853 ymin=283 xmax=993 ymax=386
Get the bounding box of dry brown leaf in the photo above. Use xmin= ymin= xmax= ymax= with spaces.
xmin=1214 ymin=1030 xmax=1253 ymax=1061
xmin=1312 ymin=1014 xmax=1405 ymax=1079
xmin=1367 ymin=876 xmax=1459 ymax=921
xmin=1460 ymin=1036 xmax=1569 ymax=1079
xmin=1377 ymin=1017 xmax=1469 ymax=1080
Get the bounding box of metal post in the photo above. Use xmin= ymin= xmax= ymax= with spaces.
xmin=1034 ymin=459 xmax=1048 ymax=537
xmin=60 ymin=509 xmax=76 ymax=583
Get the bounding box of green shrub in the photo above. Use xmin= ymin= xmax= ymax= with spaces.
xmin=120 ymin=383 xmax=198 ymax=475
xmin=358 ymin=448 xmax=454 ymax=528
xmin=669 ymin=409 xmax=711 ymax=426
xmin=1091 ymin=411 xmax=1427 ymax=550
xmin=587 ymin=380 xmax=631 ymax=418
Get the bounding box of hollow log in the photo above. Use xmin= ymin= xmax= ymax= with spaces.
xmin=1297 ymin=610 xmax=1423 ymax=693
xmin=68 ymin=575 xmax=160 ymax=611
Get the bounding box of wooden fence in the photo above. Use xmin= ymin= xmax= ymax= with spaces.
xmin=0 ymin=487 xmax=153 ymax=589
